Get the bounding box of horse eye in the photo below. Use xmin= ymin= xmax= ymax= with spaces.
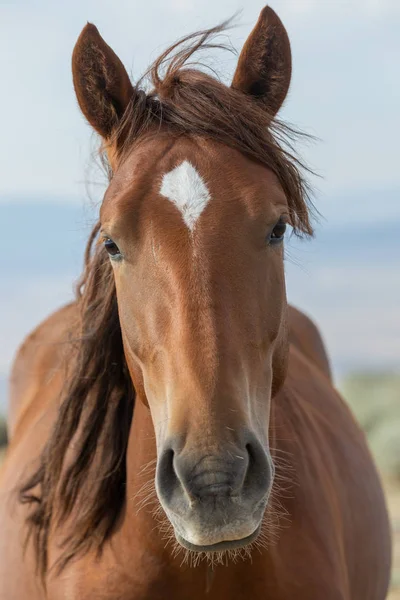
xmin=104 ymin=238 xmax=121 ymax=259
xmin=269 ymin=219 xmax=287 ymax=245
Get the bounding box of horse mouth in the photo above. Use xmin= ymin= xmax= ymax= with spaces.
xmin=175 ymin=525 xmax=261 ymax=552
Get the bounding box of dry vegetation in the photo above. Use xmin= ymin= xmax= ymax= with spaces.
xmin=386 ymin=481 xmax=400 ymax=599
xmin=340 ymin=373 xmax=400 ymax=599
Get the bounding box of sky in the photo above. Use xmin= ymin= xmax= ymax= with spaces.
xmin=0 ymin=0 xmax=399 ymax=410
xmin=0 ymin=0 xmax=399 ymax=217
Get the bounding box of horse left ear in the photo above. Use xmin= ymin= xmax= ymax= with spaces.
xmin=231 ymin=6 xmax=292 ymax=116
xmin=72 ymin=23 xmax=134 ymax=139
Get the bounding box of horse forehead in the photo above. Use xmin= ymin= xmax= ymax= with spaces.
xmin=114 ymin=135 xmax=265 ymax=190
xmin=159 ymin=160 xmax=211 ymax=232
xmin=103 ymin=137 xmax=284 ymax=224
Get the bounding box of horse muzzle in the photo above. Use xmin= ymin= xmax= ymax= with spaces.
xmin=155 ymin=431 xmax=273 ymax=550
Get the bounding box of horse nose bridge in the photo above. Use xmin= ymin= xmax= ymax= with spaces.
xmin=164 ymin=383 xmax=251 ymax=437
xmin=171 ymin=290 xmax=253 ymax=391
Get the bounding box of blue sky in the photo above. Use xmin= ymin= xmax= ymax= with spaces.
xmin=0 ymin=0 xmax=399 ymax=214
xmin=0 ymin=0 xmax=399 ymax=408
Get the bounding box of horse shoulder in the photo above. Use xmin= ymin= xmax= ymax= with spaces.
xmin=7 ymin=302 xmax=78 ymax=439
xmin=288 ymin=304 xmax=332 ymax=381
xmin=0 ymin=304 xmax=76 ymax=598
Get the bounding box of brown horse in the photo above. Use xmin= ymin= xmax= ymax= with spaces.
xmin=0 ymin=7 xmax=391 ymax=599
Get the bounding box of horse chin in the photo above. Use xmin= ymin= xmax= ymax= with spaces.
xmin=175 ymin=525 xmax=261 ymax=553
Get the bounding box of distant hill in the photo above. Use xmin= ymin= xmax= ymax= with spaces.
xmin=2 ymin=193 xmax=399 ymax=277
xmin=1 ymin=200 xmax=96 ymax=277
xmin=0 ymin=197 xmax=399 ymax=414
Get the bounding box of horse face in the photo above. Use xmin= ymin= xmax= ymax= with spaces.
xmin=99 ymin=135 xmax=289 ymax=550
xmin=73 ymin=5 xmax=294 ymax=552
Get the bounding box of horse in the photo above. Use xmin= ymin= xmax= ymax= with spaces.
xmin=0 ymin=6 xmax=392 ymax=599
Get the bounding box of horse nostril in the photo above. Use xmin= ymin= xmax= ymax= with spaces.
xmin=243 ymin=437 xmax=272 ymax=496
xmin=156 ymin=448 xmax=177 ymax=505
xmin=246 ymin=442 xmax=256 ymax=468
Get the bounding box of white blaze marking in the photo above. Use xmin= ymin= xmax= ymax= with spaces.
xmin=160 ymin=160 xmax=211 ymax=231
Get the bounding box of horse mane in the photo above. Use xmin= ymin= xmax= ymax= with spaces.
xmin=20 ymin=20 xmax=313 ymax=580
xmin=20 ymin=223 xmax=134 ymax=577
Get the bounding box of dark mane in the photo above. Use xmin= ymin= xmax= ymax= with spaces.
xmin=20 ymin=21 xmax=313 ymax=580
xmin=20 ymin=224 xmax=134 ymax=577
xmin=112 ymin=22 xmax=314 ymax=235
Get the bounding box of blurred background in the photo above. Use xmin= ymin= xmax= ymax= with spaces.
xmin=0 ymin=0 xmax=399 ymax=595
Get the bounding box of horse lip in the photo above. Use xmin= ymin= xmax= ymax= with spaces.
xmin=175 ymin=525 xmax=261 ymax=552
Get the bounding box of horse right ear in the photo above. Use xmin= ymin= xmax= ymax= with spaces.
xmin=72 ymin=23 xmax=134 ymax=140
xmin=231 ymin=7 xmax=292 ymax=116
